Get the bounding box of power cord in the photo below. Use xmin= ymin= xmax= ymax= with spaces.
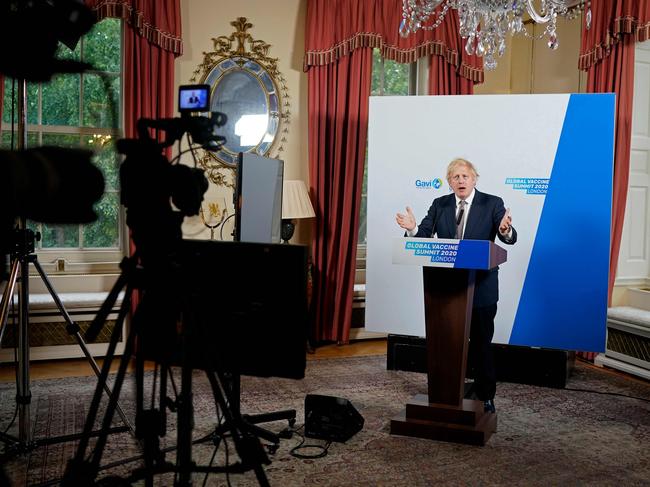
xmin=220 ymin=214 xmax=235 ymax=240
xmin=288 ymin=424 xmax=332 ymax=460
xmin=562 ymin=387 xmax=650 ymax=403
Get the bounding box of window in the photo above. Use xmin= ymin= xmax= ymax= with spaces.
xmin=356 ymin=50 xmax=415 ymax=286
xmin=1 ymin=19 xmax=123 ymax=271
xmin=358 ymin=49 xmax=415 ymax=246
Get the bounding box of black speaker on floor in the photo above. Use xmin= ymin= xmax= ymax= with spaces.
xmin=304 ymin=394 xmax=364 ymax=442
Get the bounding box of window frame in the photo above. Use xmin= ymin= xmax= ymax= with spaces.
xmin=0 ymin=19 xmax=125 ymax=275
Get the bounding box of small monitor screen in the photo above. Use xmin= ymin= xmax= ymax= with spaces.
xmin=178 ymin=84 xmax=210 ymax=112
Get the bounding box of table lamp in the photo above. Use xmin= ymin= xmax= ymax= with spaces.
xmin=281 ymin=180 xmax=315 ymax=243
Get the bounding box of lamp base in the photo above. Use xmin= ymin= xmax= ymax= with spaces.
xmin=281 ymin=219 xmax=295 ymax=244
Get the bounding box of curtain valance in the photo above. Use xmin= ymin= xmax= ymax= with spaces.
xmin=579 ymin=0 xmax=650 ymax=70
xmin=86 ymin=0 xmax=183 ymax=56
xmin=304 ymin=0 xmax=483 ymax=83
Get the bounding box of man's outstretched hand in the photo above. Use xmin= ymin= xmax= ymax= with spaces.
xmin=499 ymin=208 xmax=512 ymax=235
xmin=396 ymin=206 xmax=416 ymax=231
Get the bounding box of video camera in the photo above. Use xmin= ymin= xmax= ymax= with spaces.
xmin=0 ymin=0 xmax=96 ymax=82
xmin=115 ymin=84 xmax=227 ymax=264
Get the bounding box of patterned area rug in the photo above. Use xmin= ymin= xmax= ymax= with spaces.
xmin=2 ymin=355 xmax=650 ymax=486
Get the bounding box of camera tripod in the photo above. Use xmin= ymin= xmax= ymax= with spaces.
xmin=0 ymin=225 xmax=134 ymax=459
xmin=63 ymin=250 xmax=291 ymax=487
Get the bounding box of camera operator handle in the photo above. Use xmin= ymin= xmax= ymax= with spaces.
xmin=137 ymin=118 xmax=183 ymax=149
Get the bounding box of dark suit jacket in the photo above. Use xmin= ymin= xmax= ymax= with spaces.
xmin=414 ymin=189 xmax=517 ymax=307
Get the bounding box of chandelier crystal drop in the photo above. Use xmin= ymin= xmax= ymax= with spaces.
xmin=400 ymin=0 xmax=591 ymax=71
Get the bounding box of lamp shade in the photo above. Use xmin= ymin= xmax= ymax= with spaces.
xmin=282 ymin=180 xmax=315 ymax=219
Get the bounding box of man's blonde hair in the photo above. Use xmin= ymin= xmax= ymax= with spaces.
xmin=446 ymin=158 xmax=479 ymax=182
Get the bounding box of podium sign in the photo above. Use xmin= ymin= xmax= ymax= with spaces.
xmin=390 ymin=237 xmax=506 ymax=446
xmin=392 ymin=237 xmax=507 ymax=269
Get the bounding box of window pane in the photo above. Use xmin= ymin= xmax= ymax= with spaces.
xmin=383 ymin=59 xmax=410 ymax=95
xmin=362 ymin=154 xmax=368 ymax=195
xmin=84 ymin=19 xmax=121 ymax=72
xmin=41 ymin=223 xmax=79 ymax=248
xmin=83 ymin=192 xmax=119 ymax=248
xmin=55 ymin=39 xmax=81 ymax=62
xmin=89 ymin=137 xmax=119 ymax=190
xmin=42 ymin=75 xmax=80 ymax=126
xmin=358 ymin=194 xmax=367 ymax=245
xmin=2 ymin=78 xmax=11 ymax=124
xmin=1 ymin=131 xmax=38 ymax=149
xmin=42 ymin=133 xmax=81 ymax=148
xmin=371 ymin=49 xmax=383 ymax=96
xmin=83 ymin=74 xmax=120 ymax=128
xmin=2 ymin=79 xmax=39 ymax=125
xmin=27 ymin=83 xmax=39 ymax=125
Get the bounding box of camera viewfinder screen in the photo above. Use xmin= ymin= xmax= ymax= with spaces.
xmin=179 ymin=84 xmax=210 ymax=112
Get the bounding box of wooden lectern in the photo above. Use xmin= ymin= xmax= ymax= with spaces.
xmin=389 ymin=237 xmax=507 ymax=446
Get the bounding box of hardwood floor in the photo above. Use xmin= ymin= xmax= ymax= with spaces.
xmin=0 ymin=339 xmax=388 ymax=382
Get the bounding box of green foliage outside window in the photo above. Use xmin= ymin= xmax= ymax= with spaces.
xmin=370 ymin=49 xmax=410 ymax=97
xmin=42 ymin=75 xmax=81 ymax=126
xmin=1 ymin=19 xmax=122 ymax=250
xmin=358 ymin=49 xmax=412 ymax=245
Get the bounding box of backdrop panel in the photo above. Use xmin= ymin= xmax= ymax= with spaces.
xmin=365 ymin=94 xmax=614 ymax=352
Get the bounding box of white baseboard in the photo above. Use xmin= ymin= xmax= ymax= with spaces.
xmin=594 ymin=353 xmax=650 ymax=381
xmin=349 ymin=327 xmax=387 ymax=341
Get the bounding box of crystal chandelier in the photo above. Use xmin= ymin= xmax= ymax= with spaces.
xmin=400 ymin=1 xmax=591 ymax=70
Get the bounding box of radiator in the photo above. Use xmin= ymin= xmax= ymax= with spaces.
xmin=595 ymin=306 xmax=650 ymax=380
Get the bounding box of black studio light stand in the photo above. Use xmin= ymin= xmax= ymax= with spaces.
xmin=0 ymin=80 xmax=133 ymax=460
xmin=61 ymin=251 xmax=282 ymax=487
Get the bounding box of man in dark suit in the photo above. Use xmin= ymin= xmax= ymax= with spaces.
xmin=396 ymin=158 xmax=516 ymax=413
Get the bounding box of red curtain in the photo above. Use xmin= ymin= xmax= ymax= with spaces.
xmin=305 ymin=0 xmax=482 ymax=343
xmin=307 ymin=49 xmax=373 ymax=344
xmin=579 ymin=0 xmax=650 ymax=70
xmin=579 ymin=1 xmax=650 ymax=305
xmin=578 ymin=1 xmax=650 ymax=361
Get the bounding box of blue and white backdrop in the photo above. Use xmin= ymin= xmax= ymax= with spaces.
xmin=365 ymin=94 xmax=615 ymax=352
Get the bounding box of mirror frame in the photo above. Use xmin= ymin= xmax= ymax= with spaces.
xmin=190 ymin=17 xmax=290 ymax=188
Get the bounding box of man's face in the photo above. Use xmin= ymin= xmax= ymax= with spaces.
xmin=448 ymin=165 xmax=476 ymax=199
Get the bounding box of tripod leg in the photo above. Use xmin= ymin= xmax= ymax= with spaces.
xmin=175 ymin=362 xmax=194 ymax=487
xmin=205 ymin=370 xmax=270 ymax=487
xmin=17 ymin=251 xmax=31 ymax=443
xmin=30 ymin=258 xmax=136 ymax=435
xmin=0 ymin=259 xmax=21 ymax=449
xmin=0 ymin=258 xmax=20 ymax=347
xmin=63 ymin=283 xmax=133 ymax=486
xmin=87 ymin=289 xmax=139 ymax=474
xmin=85 ymin=267 xmax=130 ymax=343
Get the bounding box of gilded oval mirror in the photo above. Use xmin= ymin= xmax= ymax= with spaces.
xmin=191 ymin=18 xmax=290 ymax=186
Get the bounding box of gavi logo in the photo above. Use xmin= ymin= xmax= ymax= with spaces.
xmin=415 ymin=178 xmax=443 ymax=189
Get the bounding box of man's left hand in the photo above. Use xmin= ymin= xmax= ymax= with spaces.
xmin=499 ymin=208 xmax=512 ymax=235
